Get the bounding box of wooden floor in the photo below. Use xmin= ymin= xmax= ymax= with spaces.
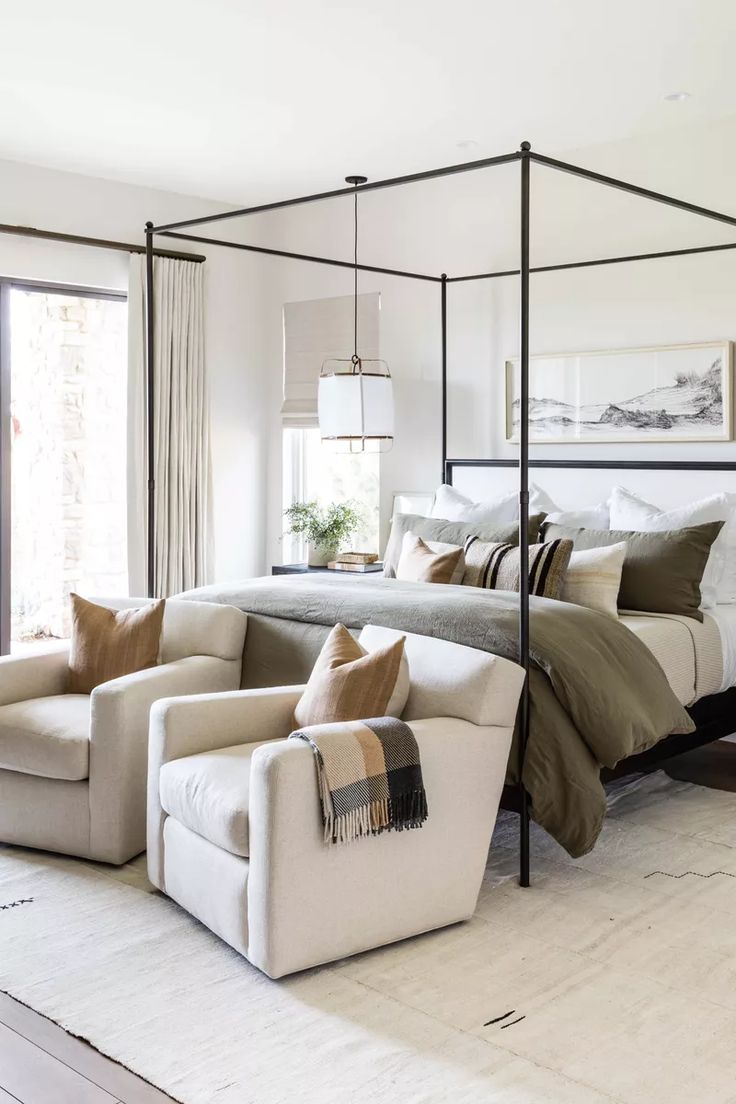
xmin=3 ymin=738 xmax=735 ymax=1104
xmin=0 ymin=992 xmax=175 ymax=1104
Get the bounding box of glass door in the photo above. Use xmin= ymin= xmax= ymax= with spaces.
xmin=0 ymin=281 xmax=128 ymax=654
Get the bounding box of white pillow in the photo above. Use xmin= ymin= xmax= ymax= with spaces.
xmin=430 ymin=482 xmax=554 ymax=524
xmin=561 ymin=542 xmax=627 ymax=619
xmin=528 ymin=483 xmax=560 ymax=513
xmin=431 ymin=484 xmax=517 ymax=524
xmin=545 ymin=501 xmax=611 ymax=529
xmin=609 ymin=486 xmax=734 ymax=607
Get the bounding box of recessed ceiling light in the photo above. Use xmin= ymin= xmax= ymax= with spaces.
xmin=664 ymin=91 xmax=692 ymax=102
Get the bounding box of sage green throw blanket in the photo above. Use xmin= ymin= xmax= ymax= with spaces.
xmin=180 ymin=575 xmax=694 ymax=857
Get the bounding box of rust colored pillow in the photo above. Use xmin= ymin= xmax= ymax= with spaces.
xmin=293 ymin=623 xmax=407 ymax=729
xmin=68 ymin=594 xmax=166 ymax=694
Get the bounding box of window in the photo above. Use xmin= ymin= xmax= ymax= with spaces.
xmin=0 ymin=282 xmax=128 ymax=653
xmin=282 ymin=427 xmax=379 ymax=564
xmin=281 ymin=292 xmax=381 ymax=565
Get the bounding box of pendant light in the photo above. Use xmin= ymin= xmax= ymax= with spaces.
xmin=318 ymin=175 xmax=394 ymax=453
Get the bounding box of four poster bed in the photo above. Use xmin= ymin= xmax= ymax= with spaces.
xmin=145 ymin=141 xmax=736 ymax=885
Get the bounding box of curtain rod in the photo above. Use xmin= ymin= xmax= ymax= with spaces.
xmin=0 ymin=223 xmax=206 ymax=263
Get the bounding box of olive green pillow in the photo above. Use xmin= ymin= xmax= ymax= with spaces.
xmin=542 ymin=521 xmax=725 ymax=622
xmin=383 ymin=512 xmax=545 ymax=578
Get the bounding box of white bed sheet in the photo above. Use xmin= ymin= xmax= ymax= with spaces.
xmin=620 ymin=609 xmax=724 ymax=706
xmin=709 ymin=605 xmax=736 ymax=692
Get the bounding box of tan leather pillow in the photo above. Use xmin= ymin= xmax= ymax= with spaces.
xmin=68 ymin=594 xmax=166 ymax=694
xmin=395 ymin=532 xmax=465 ymax=584
xmin=293 ymin=623 xmax=408 ymax=728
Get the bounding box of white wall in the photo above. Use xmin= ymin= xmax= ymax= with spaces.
xmin=5 ymin=114 xmax=736 ymax=582
xmin=258 ymin=117 xmax=736 ymax=563
xmin=0 ymin=158 xmax=268 ymax=581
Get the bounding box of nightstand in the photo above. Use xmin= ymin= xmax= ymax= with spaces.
xmin=272 ymin=564 xmax=383 ymax=577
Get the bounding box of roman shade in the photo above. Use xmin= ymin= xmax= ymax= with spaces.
xmin=282 ymin=293 xmax=380 ymax=425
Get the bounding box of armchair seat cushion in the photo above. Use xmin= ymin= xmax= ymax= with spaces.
xmin=159 ymin=741 xmax=274 ymax=857
xmin=0 ymin=695 xmax=90 ymax=780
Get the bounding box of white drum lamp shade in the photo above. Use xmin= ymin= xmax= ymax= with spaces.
xmin=318 ymin=359 xmax=394 ymax=452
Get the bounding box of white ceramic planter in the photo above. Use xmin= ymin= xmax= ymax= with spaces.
xmin=307 ymin=542 xmax=338 ymax=567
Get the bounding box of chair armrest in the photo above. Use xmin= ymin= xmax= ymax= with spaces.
xmin=146 ymin=684 xmax=305 ymax=888
xmin=0 ymin=645 xmax=70 ymax=706
xmin=246 ymin=716 xmax=514 ymax=977
xmin=148 ymin=685 xmax=306 ymax=764
xmin=88 ymin=655 xmax=239 ymax=864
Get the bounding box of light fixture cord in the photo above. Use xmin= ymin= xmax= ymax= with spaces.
xmin=353 ymin=184 xmax=358 ymax=366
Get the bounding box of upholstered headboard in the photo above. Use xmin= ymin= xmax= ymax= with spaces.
xmin=446 ymin=459 xmax=736 ymax=511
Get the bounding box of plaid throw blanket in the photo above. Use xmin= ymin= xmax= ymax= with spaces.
xmin=289 ymin=716 xmax=428 ymax=845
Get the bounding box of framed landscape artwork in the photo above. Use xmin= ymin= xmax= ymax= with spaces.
xmin=506 ymin=340 xmax=732 ymax=443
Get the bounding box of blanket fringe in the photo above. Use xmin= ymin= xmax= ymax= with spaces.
xmin=325 ymin=792 xmax=428 ymax=845
xmin=293 ymin=721 xmax=429 ymax=847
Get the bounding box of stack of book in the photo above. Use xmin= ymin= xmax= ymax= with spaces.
xmin=327 ymin=552 xmax=383 ymax=573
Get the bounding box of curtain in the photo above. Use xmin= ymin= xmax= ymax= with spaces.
xmin=128 ymin=254 xmax=213 ymax=597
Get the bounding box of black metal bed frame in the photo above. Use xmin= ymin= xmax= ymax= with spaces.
xmin=146 ymin=141 xmax=736 ymax=886
xmin=444 ymin=459 xmax=736 ymax=826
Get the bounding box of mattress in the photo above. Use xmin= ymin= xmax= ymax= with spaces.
xmin=619 ymin=610 xmax=724 ymax=706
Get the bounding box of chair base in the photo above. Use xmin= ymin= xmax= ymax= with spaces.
xmin=163 ymin=819 xmax=250 ymax=955
xmin=0 ymin=769 xmax=143 ymax=865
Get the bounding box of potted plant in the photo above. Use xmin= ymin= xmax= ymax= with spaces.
xmin=284 ymin=500 xmax=363 ymax=566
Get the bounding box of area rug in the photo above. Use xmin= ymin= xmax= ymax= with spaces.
xmin=3 ymin=773 xmax=736 ymax=1104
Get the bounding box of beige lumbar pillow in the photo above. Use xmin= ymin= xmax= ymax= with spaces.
xmin=395 ymin=532 xmax=465 ymax=584
xmin=293 ymin=623 xmax=408 ymax=728
xmin=68 ymin=594 xmax=166 ymax=694
xmin=562 ymin=542 xmax=627 ymax=618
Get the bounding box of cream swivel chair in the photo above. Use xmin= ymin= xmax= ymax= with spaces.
xmin=0 ymin=598 xmax=246 ymax=865
xmin=147 ymin=626 xmax=525 ymax=978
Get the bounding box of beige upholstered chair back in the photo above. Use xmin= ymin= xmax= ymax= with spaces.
xmin=358 ymin=625 xmax=525 ymax=728
xmin=90 ymin=597 xmax=246 ymax=663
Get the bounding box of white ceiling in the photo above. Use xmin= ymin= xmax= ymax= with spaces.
xmin=2 ymin=0 xmax=736 ymax=205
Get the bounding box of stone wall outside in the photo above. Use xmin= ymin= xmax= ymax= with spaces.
xmin=10 ymin=290 xmax=127 ymax=642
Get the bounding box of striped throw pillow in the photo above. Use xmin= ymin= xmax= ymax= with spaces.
xmin=462 ymin=537 xmax=573 ymax=599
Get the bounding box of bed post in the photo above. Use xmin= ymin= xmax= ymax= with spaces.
xmin=518 ymin=142 xmax=531 ymax=888
xmin=145 ymin=222 xmax=155 ymax=599
xmin=441 ymin=273 xmax=448 ymax=484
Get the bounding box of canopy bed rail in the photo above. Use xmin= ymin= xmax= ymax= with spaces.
xmin=147 ymin=142 xmax=736 ymax=888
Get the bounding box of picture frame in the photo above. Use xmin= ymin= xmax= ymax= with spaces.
xmin=505 ymin=340 xmax=733 ymax=444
